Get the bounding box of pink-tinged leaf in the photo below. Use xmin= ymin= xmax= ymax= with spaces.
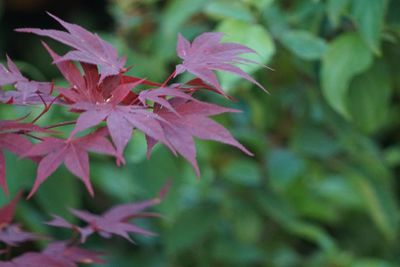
xmin=29 ymin=148 xmax=68 ymax=198
xmin=71 ymin=108 xmax=109 ymax=136
xmin=108 ymin=81 xmax=143 ymax=105
xmin=17 ymin=13 xmax=126 ymax=81
xmin=0 ymin=192 xmax=21 ymax=226
xmin=48 ymin=181 xmax=169 ymax=243
xmin=43 ymin=242 xmax=105 ymax=265
xmin=148 ymin=99 xmax=251 ymax=175
xmin=46 ymin=215 xmax=77 ymax=230
xmin=0 ymin=57 xmax=55 ymax=105
xmin=0 ymin=224 xmax=41 ymax=246
xmin=42 ymin=41 xmax=85 ymax=89
xmin=64 ymin=145 xmax=93 ymax=196
xmin=23 ymin=130 xmax=118 ymax=198
xmin=106 ymin=111 xmax=133 ymax=158
xmin=181 ymin=115 xmax=252 ymax=155
xmin=72 ymin=103 xmax=172 ymax=158
xmin=121 ymin=75 xmax=161 ymax=87
xmin=174 ymin=32 xmax=266 ymax=94
xmin=138 ymin=86 xmax=196 ymax=114
xmin=0 ymin=252 xmax=73 ymax=267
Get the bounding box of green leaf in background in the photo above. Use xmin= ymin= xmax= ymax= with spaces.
xmin=204 ymin=0 xmax=254 ymax=22
xmin=280 ymin=30 xmax=327 ymax=60
xmin=0 ymin=153 xmax=35 ymax=205
xmin=346 ymin=166 xmax=399 ymax=241
xmin=326 ymin=0 xmax=349 ymax=27
xmin=165 ymin=206 xmax=216 ymax=254
xmin=35 ymin=169 xmax=81 ymax=220
xmin=347 ymin=61 xmax=392 ymax=133
xmin=267 ymin=149 xmax=305 ymax=191
xmin=221 ymin=159 xmax=261 ymax=186
xmin=243 ymin=0 xmax=274 ymax=11
xmin=216 ymin=19 xmax=275 ymax=92
xmin=321 ymin=33 xmax=373 ymax=117
xmin=351 ymin=0 xmax=388 ymax=55
xmin=255 ymin=192 xmax=335 ymax=250
xmin=291 ymin=126 xmax=339 ymax=158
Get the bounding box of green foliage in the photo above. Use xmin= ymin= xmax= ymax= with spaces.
xmin=1 ymin=0 xmax=400 ymax=266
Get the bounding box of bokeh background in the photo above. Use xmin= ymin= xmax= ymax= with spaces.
xmin=1 ymin=0 xmax=400 ymax=266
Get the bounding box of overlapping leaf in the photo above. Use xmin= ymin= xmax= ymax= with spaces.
xmin=17 ymin=13 xmax=127 ymax=81
xmin=175 ymin=32 xmax=265 ymax=95
xmin=47 ymin=180 xmax=170 ymax=243
xmin=23 ymin=128 xmax=118 ymax=198
xmin=0 ymin=242 xmax=104 ymax=267
xmin=0 ymin=56 xmax=54 ymax=105
xmin=0 ymin=121 xmax=50 ymax=194
xmin=148 ymin=99 xmax=252 ymax=175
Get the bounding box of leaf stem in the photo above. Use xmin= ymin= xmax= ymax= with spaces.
xmin=161 ymin=70 xmax=176 ymax=87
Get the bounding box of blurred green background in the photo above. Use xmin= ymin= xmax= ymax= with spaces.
xmin=1 ymin=0 xmax=400 ymax=266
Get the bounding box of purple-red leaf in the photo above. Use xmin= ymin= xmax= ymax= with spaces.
xmin=0 ymin=224 xmax=41 ymax=246
xmin=48 ymin=181 xmax=169 ymax=243
xmin=148 ymin=99 xmax=252 ymax=175
xmin=72 ymin=103 xmax=172 ymax=160
xmin=23 ymin=128 xmax=117 ymax=198
xmin=17 ymin=13 xmax=126 ymax=81
xmin=174 ymin=32 xmax=265 ymax=94
xmin=0 ymin=57 xmax=54 ymax=105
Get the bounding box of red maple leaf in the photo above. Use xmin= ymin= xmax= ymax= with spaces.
xmin=175 ymin=32 xmax=265 ymax=95
xmin=0 ymin=121 xmax=50 ymax=194
xmin=0 ymin=56 xmax=54 ymax=105
xmin=147 ymin=99 xmax=253 ymax=175
xmin=17 ymin=13 xmax=127 ymax=81
xmin=0 ymin=224 xmax=41 ymax=246
xmin=0 ymin=242 xmax=104 ymax=267
xmin=22 ymin=128 xmax=118 ymax=198
xmin=47 ymin=180 xmax=170 ymax=243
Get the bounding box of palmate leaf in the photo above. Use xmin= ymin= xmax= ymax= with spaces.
xmin=23 ymin=128 xmax=117 ymax=198
xmin=0 ymin=224 xmax=41 ymax=246
xmin=47 ymin=180 xmax=170 ymax=243
xmin=0 ymin=242 xmax=104 ymax=267
xmin=17 ymin=13 xmax=127 ymax=81
xmin=0 ymin=121 xmax=51 ymax=194
xmin=0 ymin=56 xmax=54 ymax=105
xmin=148 ymin=99 xmax=253 ymax=175
xmin=71 ymin=102 xmax=172 ymax=161
xmin=175 ymin=32 xmax=266 ymax=95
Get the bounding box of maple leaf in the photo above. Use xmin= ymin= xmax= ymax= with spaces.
xmin=71 ymin=100 xmax=172 ymax=161
xmin=22 ymin=128 xmax=118 ymax=198
xmin=16 ymin=13 xmax=126 ymax=81
xmin=41 ymin=42 xmax=158 ymax=106
xmin=174 ymin=32 xmax=266 ymax=95
xmin=47 ymin=180 xmax=170 ymax=243
xmin=0 ymin=242 xmax=103 ymax=267
xmin=0 ymin=224 xmax=41 ymax=246
xmin=147 ymin=99 xmax=253 ymax=175
xmin=138 ymin=85 xmax=196 ymax=114
xmin=0 ymin=56 xmax=54 ymax=105
xmin=0 ymin=121 xmax=51 ymax=194
xmin=43 ymin=242 xmax=105 ymax=265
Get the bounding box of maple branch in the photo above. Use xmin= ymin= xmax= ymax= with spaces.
xmin=31 ymin=93 xmax=59 ymax=124
xmin=21 ymin=132 xmax=43 ymax=141
xmin=44 ymin=120 xmax=76 ymax=129
xmin=161 ymin=70 xmax=176 ymax=87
